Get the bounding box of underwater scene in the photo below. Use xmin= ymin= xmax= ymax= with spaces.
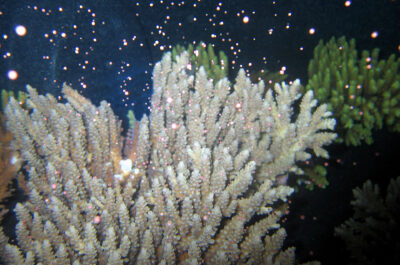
xmin=0 ymin=0 xmax=399 ymax=264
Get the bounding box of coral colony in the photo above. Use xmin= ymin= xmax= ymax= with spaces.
xmin=0 ymin=52 xmax=335 ymax=264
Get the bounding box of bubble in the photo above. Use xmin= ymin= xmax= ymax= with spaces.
xmin=7 ymin=70 xmax=18 ymax=80
xmin=15 ymin=25 xmax=27 ymax=36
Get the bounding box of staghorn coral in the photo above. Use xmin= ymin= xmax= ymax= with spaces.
xmin=335 ymin=176 xmax=400 ymax=265
xmin=306 ymin=36 xmax=400 ymax=146
xmin=0 ymin=51 xmax=335 ymax=264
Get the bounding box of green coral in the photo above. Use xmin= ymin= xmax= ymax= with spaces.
xmin=127 ymin=110 xmax=136 ymax=129
xmin=171 ymin=42 xmax=229 ymax=82
xmin=171 ymin=43 xmax=288 ymax=86
xmin=306 ymin=36 xmax=400 ymax=146
xmin=249 ymin=68 xmax=288 ymax=85
xmin=297 ymin=164 xmax=329 ymax=191
xmin=1 ymin=89 xmax=28 ymax=111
